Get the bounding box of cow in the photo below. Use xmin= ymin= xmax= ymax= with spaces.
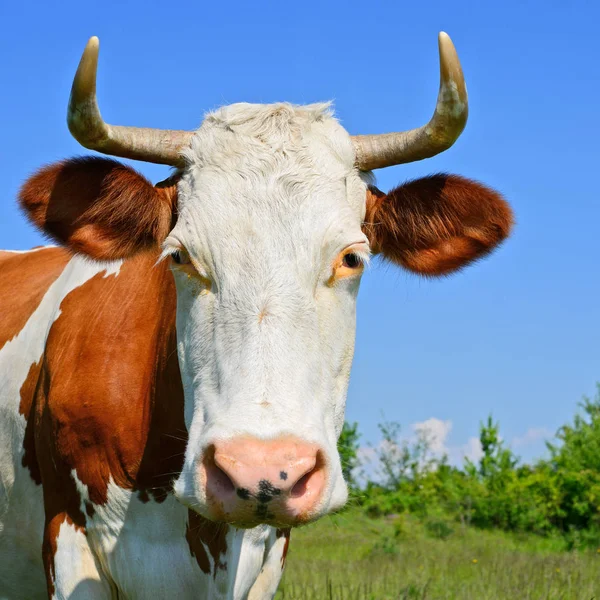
xmin=0 ymin=33 xmax=513 ymax=599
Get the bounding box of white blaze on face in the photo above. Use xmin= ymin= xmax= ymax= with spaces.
xmin=169 ymin=103 xmax=369 ymax=518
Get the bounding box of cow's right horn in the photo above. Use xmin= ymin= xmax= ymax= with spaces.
xmin=67 ymin=37 xmax=193 ymax=167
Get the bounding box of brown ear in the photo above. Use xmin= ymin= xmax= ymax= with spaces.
xmin=19 ymin=157 xmax=178 ymax=261
xmin=363 ymin=174 xmax=513 ymax=276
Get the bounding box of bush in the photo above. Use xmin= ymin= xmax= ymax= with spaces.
xmin=337 ymin=421 xmax=360 ymax=490
xmin=424 ymin=517 xmax=454 ymax=540
xmin=353 ymin=384 xmax=600 ymax=548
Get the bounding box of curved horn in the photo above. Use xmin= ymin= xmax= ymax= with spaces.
xmin=352 ymin=32 xmax=468 ymax=171
xmin=67 ymin=37 xmax=193 ymax=166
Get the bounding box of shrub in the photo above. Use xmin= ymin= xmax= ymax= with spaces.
xmin=355 ymin=385 xmax=600 ymax=548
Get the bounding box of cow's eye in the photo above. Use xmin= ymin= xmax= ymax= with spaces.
xmin=168 ymin=248 xmax=212 ymax=292
xmin=342 ymin=253 xmax=362 ymax=269
xmin=171 ymin=249 xmax=191 ymax=265
xmin=329 ymin=246 xmax=368 ymax=285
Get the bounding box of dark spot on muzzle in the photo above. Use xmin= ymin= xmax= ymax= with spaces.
xmin=280 ymin=471 xmax=288 ymax=481
xmin=237 ymin=488 xmax=251 ymax=500
xmin=256 ymin=479 xmax=281 ymax=504
xmin=256 ymin=503 xmax=275 ymax=520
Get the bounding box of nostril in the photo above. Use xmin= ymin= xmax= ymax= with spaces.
xmin=290 ymin=450 xmax=325 ymax=498
xmin=290 ymin=470 xmax=312 ymax=498
xmin=204 ymin=445 xmax=235 ymax=497
xmin=211 ymin=464 xmax=235 ymax=495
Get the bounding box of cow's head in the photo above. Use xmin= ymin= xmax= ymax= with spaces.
xmin=19 ymin=35 xmax=512 ymax=528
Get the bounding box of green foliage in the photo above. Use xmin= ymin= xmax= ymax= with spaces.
xmin=545 ymin=384 xmax=600 ymax=547
xmin=373 ymin=418 xmax=439 ymax=489
xmin=353 ymin=385 xmax=600 ymax=549
xmin=337 ymin=420 xmax=360 ymax=489
xmin=424 ymin=517 xmax=454 ymax=540
xmin=472 ymin=415 xmax=518 ymax=479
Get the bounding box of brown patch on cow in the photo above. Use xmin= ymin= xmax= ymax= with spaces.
xmin=42 ymin=512 xmax=86 ymax=597
xmin=186 ymin=510 xmax=211 ymax=574
xmin=186 ymin=510 xmax=229 ymax=577
xmin=363 ymin=174 xmax=513 ymax=277
xmin=19 ymin=360 xmax=43 ymax=485
xmin=27 ymin=249 xmax=190 ymax=592
xmin=35 ymin=251 xmax=186 ymax=510
xmin=0 ymin=247 xmax=70 ymax=353
xmin=19 ymin=157 xmax=178 ymax=261
xmin=276 ymin=528 xmax=291 ymax=569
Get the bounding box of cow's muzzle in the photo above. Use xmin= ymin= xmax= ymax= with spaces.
xmin=199 ymin=436 xmax=327 ymax=527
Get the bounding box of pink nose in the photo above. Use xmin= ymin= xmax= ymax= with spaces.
xmin=202 ymin=437 xmax=326 ymax=525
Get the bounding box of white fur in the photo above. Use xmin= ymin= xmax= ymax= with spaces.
xmin=247 ymin=530 xmax=288 ymax=600
xmin=170 ymin=103 xmax=368 ymax=520
xmin=51 ymin=519 xmax=112 ymax=600
xmin=68 ymin=470 xmax=275 ymax=599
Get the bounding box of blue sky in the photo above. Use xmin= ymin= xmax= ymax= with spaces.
xmin=1 ymin=0 xmax=598 ymax=464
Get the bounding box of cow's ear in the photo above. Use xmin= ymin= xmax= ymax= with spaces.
xmin=19 ymin=157 xmax=178 ymax=261
xmin=363 ymin=174 xmax=513 ymax=276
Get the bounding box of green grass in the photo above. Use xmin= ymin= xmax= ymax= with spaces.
xmin=276 ymin=509 xmax=600 ymax=599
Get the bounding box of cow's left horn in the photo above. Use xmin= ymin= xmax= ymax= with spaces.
xmin=351 ymin=32 xmax=468 ymax=171
xmin=67 ymin=36 xmax=193 ymax=166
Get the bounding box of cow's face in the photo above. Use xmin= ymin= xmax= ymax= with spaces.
xmin=20 ymin=34 xmax=514 ymax=528
xmin=167 ymin=104 xmax=366 ymax=525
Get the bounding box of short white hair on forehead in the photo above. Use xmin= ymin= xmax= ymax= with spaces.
xmin=182 ymin=102 xmax=358 ymax=180
xmin=205 ymin=101 xmax=334 ymax=136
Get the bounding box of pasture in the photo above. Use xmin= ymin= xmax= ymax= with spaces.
xmin=276 ymin=509 xmax=600 ymax=599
